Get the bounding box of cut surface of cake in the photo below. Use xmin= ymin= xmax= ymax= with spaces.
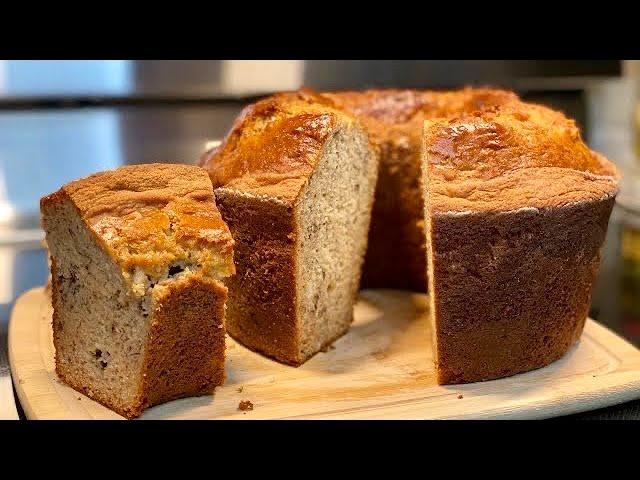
xmin=421 ymin=103 xmax=620 ymax=384
xmin=201 ymin=91 xmax=378 ymax=365
xmin=40 ymin=164 xmax=234 ymax=418
xmin=324 ymin=87 xmax=518 ymax=291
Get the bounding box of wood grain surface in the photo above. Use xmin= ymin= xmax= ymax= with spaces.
xmin=9 ymin=287 xmax=640 ymax=419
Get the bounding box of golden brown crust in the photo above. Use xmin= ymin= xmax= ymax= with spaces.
xmin=201 ymin=87 xmax=519 ymax=292
xmin=41 ymin=164 xmax=235 ymax=280
xmin=324 ymin=87 xmax=518 ymax=131
xmin=422 ymin=102 xmax=620 ymax=384
xmin=324 ymin=87 xmax=519 ymax=291
xmin=215 ymin=189 xmax=300 ymax=364
xmin=199 ymin=87 xmax=523 ymax=293
xmin=44 ymin=164 xmax=234 ymax=419
xmin=139 ymin=275 xmax=228 ymax=416
xmin=202 ymin=88 xmax=619 ymax=387
xmin=201 ymin=90 xmax=356 ymax=203
xmin=424 ymin=103 xmax=620 ymax=214
xmin=206 ymin=91 xmax=379 ymax=366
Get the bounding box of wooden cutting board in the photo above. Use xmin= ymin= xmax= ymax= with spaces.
xmin=9 ymin=286 xmax=640 ymax=419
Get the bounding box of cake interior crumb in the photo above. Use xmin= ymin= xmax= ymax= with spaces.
xmin=238 ymin=400 xmax=254 ymax=411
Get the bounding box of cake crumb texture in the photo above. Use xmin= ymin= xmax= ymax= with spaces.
xmin=41 ymin=163 xmax=234 ymax=418
xmin=423 ymin=100 xmax=619 ymax=384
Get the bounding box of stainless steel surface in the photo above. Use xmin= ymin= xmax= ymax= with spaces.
xmin=0 ymin=61 xmax=305 ymax=101
xmin=303 ymin=60 xmax=621 ymax=91
xmin=0 ymin=60 xmax=621 ymax=103
xmin=0 ymin=102 xmax=243 ymax=298
xmin=0 ymin=103 xmax=242 ymax=229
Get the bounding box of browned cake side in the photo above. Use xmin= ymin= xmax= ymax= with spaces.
xmin=202 ymin=87 xmax=519 ymax=293
xmin=325 ymin=87 xmax=518 ymax=291
xmin=429 ymin=200 xmax=615 ymax=384
xmin=52 ymin=275 xmax=229 ymax=418
xmin=214 ymin=191 xmax=299 ymax=364
xmin=139 ymin=275 xmax=228 ymax=410
xmin=41 ymin=163 xmax=235 ymax=418
xmin=202 ymin=91 xmax=378 ymax=366
xmin=422 ymin=103 xmax=620 ymax=384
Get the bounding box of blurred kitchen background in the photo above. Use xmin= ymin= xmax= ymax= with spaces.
xmin=2 ymin=59 xmax=640 ymax=352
